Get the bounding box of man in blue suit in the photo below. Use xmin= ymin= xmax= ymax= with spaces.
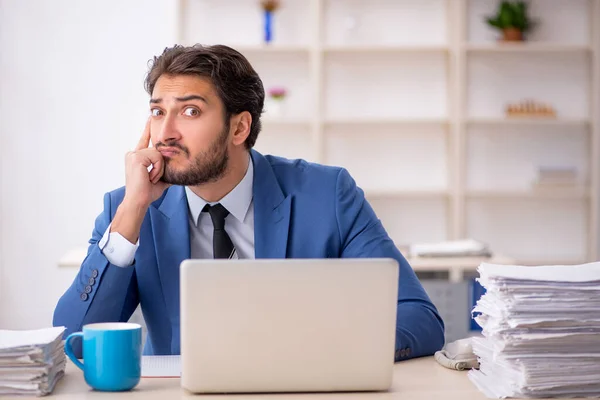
xmin=53 ymin=44 xmax=444 ymax=361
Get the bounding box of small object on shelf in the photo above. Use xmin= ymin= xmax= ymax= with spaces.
xmin=268 ymin=86 xmax=287 ymax=100
xmin=409 ymin=239 xmax=492 ymax=258
xmin=485 ymin=1 xmax=537 ymax=42
xmin=265 ymin=86 xmax=288 ymax=118
xmin=260 ymin=0 xmax=281 ymax=44
xmin=532 ymin=166 xmax=581 ymax=189
xmin=505 ymin=99 xmax=556 ymax=118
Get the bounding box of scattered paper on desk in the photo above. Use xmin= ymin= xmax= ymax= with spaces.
xmin=468 ymin=261 xmax=600 ymax=399
xmin=142 ymin=355 xmax=180 ymax=377
xmin=0 ymin=327 xmax=66 ymax=396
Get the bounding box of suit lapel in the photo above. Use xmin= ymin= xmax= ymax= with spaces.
xmin=149 ymin=186 xmax=190 ymax=324
xmin=251 ymin=150 xmax=292 ymax=259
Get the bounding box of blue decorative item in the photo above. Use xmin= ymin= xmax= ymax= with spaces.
xmin=264 ymin=10 xmax=273 ymax=43
xmin=260 ymin=0 xmax=280 ymax=44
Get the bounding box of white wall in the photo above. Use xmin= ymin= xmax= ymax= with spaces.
xmin=0 ymin=0 xmax=177 ymax=329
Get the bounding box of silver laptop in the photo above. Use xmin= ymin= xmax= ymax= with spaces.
xmin=179 ymin=258 xmax=399 ymax=394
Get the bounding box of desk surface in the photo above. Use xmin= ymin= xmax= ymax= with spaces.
xmin=58 ymin=247 xmax=513 ymax=271
xmin=6 ymin=357 xmax=489 ymax=400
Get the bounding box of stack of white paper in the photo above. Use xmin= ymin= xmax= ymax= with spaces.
xmin=0 ymin=327 xmax=66 ymax=396
xmin=468 ymin=262 xmax=600 ymax=399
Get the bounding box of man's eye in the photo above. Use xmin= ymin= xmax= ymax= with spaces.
xmin=150 ymin=109 xmax=163 ymax=117
xmin=183 ymin=107 xmax=199 ymax=117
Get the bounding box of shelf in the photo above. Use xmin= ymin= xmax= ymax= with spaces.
xmin=172 ymin=0 xmax=600 ymax=265
xmin=364 ymin=189 xmax=449 ymax=199
xmin=467 ymin=118 xmax=590 ymax=127
xmin=464 ymin=43 xmax=592 ymax=54
xmin=324 ymin=45 xmax=448 ymax=54
xmin=325 ymin=118 xmax=448 ymax=127
xmin=408 ymin=254 xmax=515 ymax=282
xmin=467 ymin=188 xmax=590 ymax=200
xmin=262 ymin=118 xmax=312 ymax=127
xmin=232 ymin=45 xmax=311 ymax=54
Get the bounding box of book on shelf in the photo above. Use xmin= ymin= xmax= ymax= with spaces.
xmin=531 ymin=166 xmax=584 ymax=189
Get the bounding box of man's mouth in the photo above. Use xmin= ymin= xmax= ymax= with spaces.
xmin=158 ymin=147 xmax=181 ymax=157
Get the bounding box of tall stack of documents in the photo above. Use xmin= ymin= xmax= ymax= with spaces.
xmin=0 ymin=327 xmax=66 ymax=396
xmin=468 ymin=262 xmax=600 ymax=398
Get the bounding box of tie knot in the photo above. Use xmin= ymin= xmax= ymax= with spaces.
xmin=203 ymin=203 xmax=229 ymax=230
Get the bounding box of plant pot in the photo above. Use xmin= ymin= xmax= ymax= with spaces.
xmin=502 ymin=27 xmax=523 ymax=42
xmin=266 ymin=98 xmax=285 ymax=117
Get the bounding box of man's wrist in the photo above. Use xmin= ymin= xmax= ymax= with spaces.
xmin=110 ymin=197 xmax=149 ymax=243
xmin=121 ymin=195 xmax=151 ymax=213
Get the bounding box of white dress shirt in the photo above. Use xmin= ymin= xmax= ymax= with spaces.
xmin=98 ymin=158 xmax=255 ymax=267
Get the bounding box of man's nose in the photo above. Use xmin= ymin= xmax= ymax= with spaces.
xmin=155 ymin=115 xmax=182 ymax=144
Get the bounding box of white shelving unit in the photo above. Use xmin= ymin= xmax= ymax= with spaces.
xmin=174 ymin=0 xmax=600 ymax=265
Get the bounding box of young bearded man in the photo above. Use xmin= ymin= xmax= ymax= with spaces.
xmin=54 ymin=44 xmax=445 ymax=361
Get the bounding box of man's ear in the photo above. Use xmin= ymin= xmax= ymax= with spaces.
xmin=231 ymin=111 xmax=252 ymax=146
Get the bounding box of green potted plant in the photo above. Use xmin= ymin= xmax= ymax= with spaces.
xmin=486 ymin=1 xmax=535 ymax=41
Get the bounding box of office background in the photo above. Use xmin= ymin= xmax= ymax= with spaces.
xmin=0 ymin=0 xmax=599 ymax=333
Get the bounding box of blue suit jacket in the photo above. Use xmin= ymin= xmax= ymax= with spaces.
xmin=54 ymin=150 xmax=444 ymax=360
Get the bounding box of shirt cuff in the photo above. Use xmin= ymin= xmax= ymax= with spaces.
xmin=98 ymin=223 xmax=139 ymax=267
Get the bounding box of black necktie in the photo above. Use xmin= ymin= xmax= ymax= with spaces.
xmin=203 ymin=203 xmax=235 ymax=259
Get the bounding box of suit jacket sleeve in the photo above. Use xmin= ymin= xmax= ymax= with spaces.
xmin=334 ymin=168 xmax=445 ymax=361
xmin=52 ymin=192 xmax=140 ymax=357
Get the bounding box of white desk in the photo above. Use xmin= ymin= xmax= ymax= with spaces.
xmin=5 ymin=357 xmax=494 ymax=399
xmin=408 ymin=255 xmax=514 ymax=282
xmin=58 ymin=246 xmax=514 ymax=282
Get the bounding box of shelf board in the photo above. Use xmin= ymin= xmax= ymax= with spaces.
xmin=262 ymin=118 xmax=312 ymax=126
xmin=325 ymin=118 xmax=448 ymax=126
xmin=230 ymin=44 xmax=311 ymax=54
xmin=467 ymin=118 xmax=590 ymax=127
xmin=464 ymin=42 xmax=592 ymax=54
xmin=364 ymin=189 xmax=449 ymax=199
xmin=324 ymin=44 xmax=448 ymax=54
xmin=467 ymin=188 xmax=590 ymax=200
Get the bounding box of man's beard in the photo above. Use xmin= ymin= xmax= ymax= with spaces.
xmin=159 ymin=125 xmax=229 ymax=186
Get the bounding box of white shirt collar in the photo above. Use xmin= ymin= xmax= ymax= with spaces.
xmin=185 ymin=156 xmax=254 ymax=226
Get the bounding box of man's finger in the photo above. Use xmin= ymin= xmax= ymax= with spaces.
xmin=135 ymin=118 xmax=151 ymax=151
xmin=151 ymin=157 xmax=165 ymax=184
xmin=149 ymin=157 xmax=163 ymax=183
xmin=138 ymin=148 xmax=164 ymax=168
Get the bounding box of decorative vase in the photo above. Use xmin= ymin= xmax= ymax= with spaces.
xmin=266 ymin=98 xmax=284 ymax=117
xmin=502 ymin=27 xmax=523 ymax=41
xmin=264 ymin=10 xmax=273 ymax=43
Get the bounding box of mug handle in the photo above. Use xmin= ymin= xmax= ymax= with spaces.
xmin=64 ymin=332 xmax=85 ymax=371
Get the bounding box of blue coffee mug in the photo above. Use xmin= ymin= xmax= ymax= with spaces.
xmin=64 ymin=322 xmax=142 ymax=391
